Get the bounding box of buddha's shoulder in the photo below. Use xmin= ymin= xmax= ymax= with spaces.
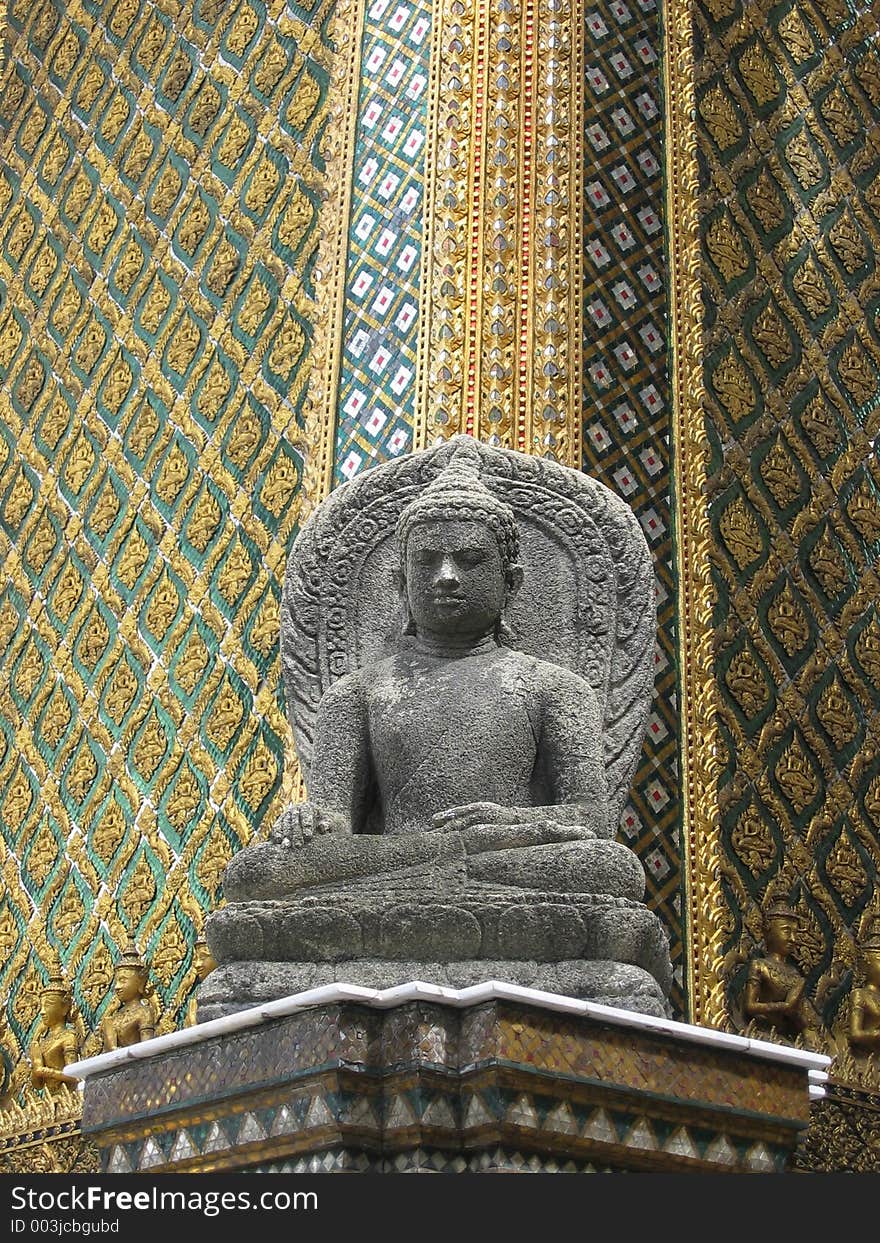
xmin=501 ymin=649 xmax=598 ymax=698
xmin=321 ymin=653 xmax=404 ymax=699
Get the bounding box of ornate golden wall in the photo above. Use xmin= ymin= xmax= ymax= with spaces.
xmin=0 ymin=0 xmax=342 ymax=1086
xmin=2 ymin=0 xmax=879 ymax=1173
xmin=667 ymin=0 xmax=880 ymax=1108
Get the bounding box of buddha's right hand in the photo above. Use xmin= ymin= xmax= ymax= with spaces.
xmin=460 ymin=821 xmax=596 ymax=855
xmin=269 ymin=803 xmax=348 ymax=847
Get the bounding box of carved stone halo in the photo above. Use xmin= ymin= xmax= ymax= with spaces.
xmin=281 ymin=435 xmax=656 ymax=825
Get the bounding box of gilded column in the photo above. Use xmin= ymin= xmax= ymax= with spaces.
xmin=418 ymin=0 xmax=584 ymax=466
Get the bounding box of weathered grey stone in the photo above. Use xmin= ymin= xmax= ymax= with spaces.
xmin=202 ymin=437 xmax=673 ymax=1019
xmin=198 ymin=960 xmax=668 ymax=1024
xmin=467 ymin=839 xmax=645 ymax=897
xmin=206 ymin=888 xmax=671 ymax=993
xmin=377 ymin=905 xmax=482 ymax=960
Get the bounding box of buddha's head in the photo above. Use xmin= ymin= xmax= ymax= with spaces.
xmin=396 ymin=439 xmax=523 ymax=642
xmin=764 ymin=903 xmax=799 ymax=956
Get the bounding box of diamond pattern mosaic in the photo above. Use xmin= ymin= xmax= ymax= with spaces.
xmin=579 ymin=0 xmax=681 ymax=1010
xmin=333 ymin=0 xmax=431 ymax=485
xmin=0 ymin=0 xmax=685 ymax=1098
xmin=696 ymin=0 xmax=880 ymax=1044
xmin=0 ymin=0 xmax=332 ymax=1060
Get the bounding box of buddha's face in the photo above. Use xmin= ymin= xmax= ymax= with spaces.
xmin=766 ymin=915 xmax=796 ymax=955
xmin=115 ymin=967 xmax=144 ymax=1003
xmin=405 ymin=519 xmax=510 ymax=638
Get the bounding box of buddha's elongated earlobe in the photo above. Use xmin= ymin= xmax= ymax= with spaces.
xmin=395 ymin=562 xmax=417 ymax=635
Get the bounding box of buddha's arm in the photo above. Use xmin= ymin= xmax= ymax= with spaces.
xmin=304 ymin=673 xmax=374 ymax=835
xmin=536 ymin=671 xmax=610 ymax=834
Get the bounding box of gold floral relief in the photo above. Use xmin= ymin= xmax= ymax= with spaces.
xmin=0 ymin=0 xmax=350 ymax=1102
xmin=671 ymin=0 xmax=880 ymax=1101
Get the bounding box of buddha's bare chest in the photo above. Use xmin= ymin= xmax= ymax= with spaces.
xmin=366 ymin=659 xmax=536 ymax=772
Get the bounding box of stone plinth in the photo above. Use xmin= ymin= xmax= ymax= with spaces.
xmin=67 ymin=982 xmax=829 ymax=1174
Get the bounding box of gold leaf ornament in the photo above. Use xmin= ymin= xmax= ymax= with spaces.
xmin=854 ymin=616 xmax=880 ymax=689
xmin=846 ymin=480 xmax=880 ymax=543
xmin=775 ymin=739 xmax=820 ymax=814
xmin=792 ymin=256 xmax=831 ymax=319
xmin=227 ymin=5 xmax=259 ymax=56
xmin=102 ymin=358 xmax=134 ymax=417
xmin=828 ymin=212 xmax=866 ymax=275
xmin=719 ymin=496 xmax=763 ymax=569
xmin=77 ymin=608 xmax=110 ymax=672
xmin=166 ymin=318 xmax=200 ymax=376
xmin=116 ymin=529 xmax=150 ymax=591
xmin=156 ymin=447 xmax=190 ymax=504
xmin=731 ymin=808 xmax=776 ymax=877
xmin=785 ymin=130 xmax=823 ymax=190
xmin=165 ymin=764 xmax=202 ymax=832
xmin=206 ymin=680 xmax=244 ymax=748
xmin=287 ymin=71 xmax=320 ymax=131
xmin=144 ymin=573 xmax=180 ymax=641
xmin=725 ymin=649 xmax=769 ymax=717
xmin=800 ymin=394 xmax=839 ymax=458
xmin=104 ymin=659 xmax=139 ymax=727
xmin=826 ymin=834 xmax=867 ymax=906
xmin=175 ymin=632 xmax=209 ymax=695
xmin=267 ymin=318 xmax=306 ymax=381
xmin=217 ymin=543 xmax=252 ymax=606
xmin=809 ymin=527 xmax=849 ymax=597
xmin=132 ymin=712 xmax=168 ymax=782
xmin=40 ymin=687 xmax=72 ymax=749
xmin=777 ymin=8 xmax=815 ymax=64
xmin=278 ymin=188 xmax=313 ymax=251
xmin=237 ymin=279 xmax=272 ymax=336
xmin=239 ymin=738 xmax=278 ymax=811
xmin=92 ymin=799 xmax=126 ymax=868
xmin=67 ymin=741 xmax=98 ymax=804
xmin=3 ymin=769 xmax=34 ymax=835
xmin=244 ymin=158 xmax=281 ymax=215
xmin=121 ymin=855 xmax=157 ymax=929
xmin=259 ymin=456 xmax=299 ymax=519
xmin=178 ymin=198 xmax=211 ymax=257
xmin=206 ymin=239 xmax=240 ymax=297
xmin=53 ymin=562 xmax=84 ymax=624
xmin=186 ymin=491 xmax=222 ymax=552
xmin=760 ymin=438 xmax=800 ymax=508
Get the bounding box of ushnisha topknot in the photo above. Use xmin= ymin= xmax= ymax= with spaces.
xmin=395 ymin=437 xmax=520 ymax=570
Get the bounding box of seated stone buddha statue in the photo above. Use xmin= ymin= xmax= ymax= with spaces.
xmin=201 ymin=437 xmax=672 ymax=1019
